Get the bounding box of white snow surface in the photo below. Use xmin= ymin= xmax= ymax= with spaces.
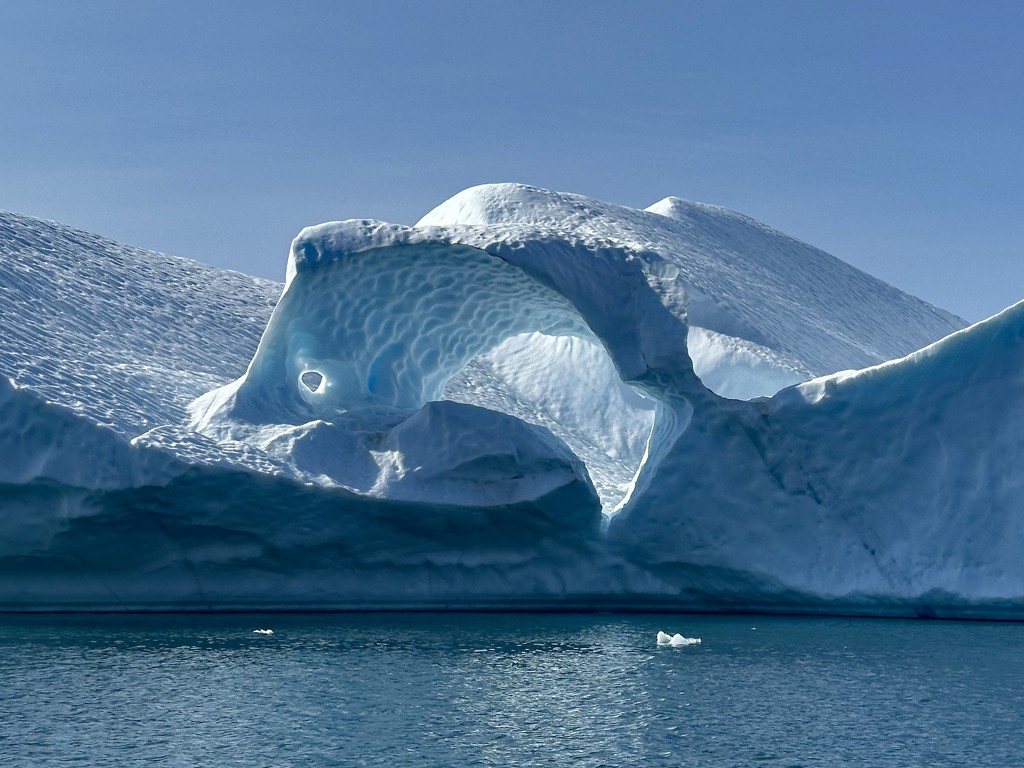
xmin=0 ymin=189 xmax=1019 ymax=617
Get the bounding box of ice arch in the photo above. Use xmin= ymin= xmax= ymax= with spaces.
xmin=192 ymin=221 xmax=699 ymax=515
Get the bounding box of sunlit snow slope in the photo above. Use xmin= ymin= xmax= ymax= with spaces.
xmin=419 ymin=184 xmax=965 ymax=398
xmin=0 ymin=189 xmax=1018 ymax=617
xmin=0 ymin=212 xmax=279 ymax=435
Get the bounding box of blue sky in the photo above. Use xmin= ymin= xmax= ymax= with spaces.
xmin=1 ymin=0 xmax=1021 ymax=321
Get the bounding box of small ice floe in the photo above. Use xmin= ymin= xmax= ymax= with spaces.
xmin=657 ymin=630 xmax=701 ymax=647
xmin=252 ymin=629 xmax=274 ymax=635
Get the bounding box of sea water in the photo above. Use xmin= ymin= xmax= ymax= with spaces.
xmin=1 ymin=613 xmax=1021 ymax=767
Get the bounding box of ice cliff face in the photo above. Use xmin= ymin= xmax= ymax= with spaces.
xmin=1 ymin=190 xmax=1019 ymax=617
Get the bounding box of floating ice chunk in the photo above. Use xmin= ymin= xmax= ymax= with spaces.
xmin=671 ymin=634 xmax=701 ymax=646
xmin=657 ymin=631 xmax=701 ymax=646
xmin=252 ymin=629 xmax=274 ymax=635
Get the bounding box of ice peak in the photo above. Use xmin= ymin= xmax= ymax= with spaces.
xmin=416 ymin=182 xmax=605 ymax=229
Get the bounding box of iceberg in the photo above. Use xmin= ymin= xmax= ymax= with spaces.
xmin=0 ymin=186 xmax=1019 ymax=618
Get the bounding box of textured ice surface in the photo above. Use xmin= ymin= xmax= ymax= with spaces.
xmin=0 ymin=189 xmax=1020 ymax=616
xmin=0 ymin=211 xmax=279 ymax=435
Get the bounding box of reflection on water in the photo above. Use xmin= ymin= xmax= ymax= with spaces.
xmin=1 ymin=613 xmax=1022 ymax=767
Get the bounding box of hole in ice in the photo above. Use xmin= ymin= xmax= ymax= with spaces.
xmin=300 ymin=370 xmax=325 ymax=393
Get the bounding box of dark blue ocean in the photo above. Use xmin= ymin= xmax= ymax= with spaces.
xmin=1 ymin=613 xmax=1021 ymax=767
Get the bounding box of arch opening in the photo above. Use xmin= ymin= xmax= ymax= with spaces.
xmin=202 ymin=236 xmax=673 ymax=514
xmin=443 ymin=331 xmax=657 ymax=511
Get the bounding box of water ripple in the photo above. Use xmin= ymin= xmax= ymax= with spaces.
xmin=1 ymin=614 xmax=1022 ymax=767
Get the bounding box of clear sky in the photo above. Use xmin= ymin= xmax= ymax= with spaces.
xmin=1 ymin=0 xmax=1021 ymax=322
